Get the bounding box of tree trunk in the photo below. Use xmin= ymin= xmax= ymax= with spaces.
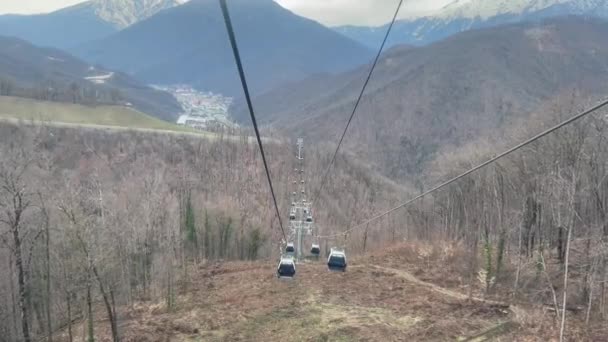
xmin=600 ymin=257 xmax=607 ymax=319
xmin=362 ymin=224 xmax=369 ymax=253
xmin=44 ymin=205 xmax=53 ymax=342
xmin=559 ymin=223 xmax=572 ymax=342
xmin=13 ymin=224 xmax=31 ymax=342
xmin=8 ymin=253 xmax=19 ymax=340
xmin=514 ymin=209 xmax=524 ymax=296
xmin=87 ymin=280 xmax=94 ymax=342
xmin=66 ymin=292 xmax=73 ymax=342
xmin=585 ymin=262 xmax=595 ymax=326
xmin=92 ymin=265 xmax=120 ymax=342
xmin=557 ymin=227 xmax=565 ymax=264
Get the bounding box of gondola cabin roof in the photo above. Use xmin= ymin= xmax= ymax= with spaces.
xmin=279 ymin=257 xmax=295 ymax=265
xmin=329 ymin=249 xmax=346 ymax=258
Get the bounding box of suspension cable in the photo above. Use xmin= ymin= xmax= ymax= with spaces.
xmin=220 ymin=0 xmax=287 ymax=241
xmin=311 ymin=0 xmax=405 ymax=208
xmin=318 ymin=97 xmax=608 ymax=239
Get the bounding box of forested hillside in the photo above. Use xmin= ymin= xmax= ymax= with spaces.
xmin=0 ymin=35 xmax=182 ymax=121
xmin=0 ymin=122 xmax=404 ymax=341
xmin=238 ymin=17 xmax=608 ymax=182
xmin=4 ymin=95 xmax=608 ymax=339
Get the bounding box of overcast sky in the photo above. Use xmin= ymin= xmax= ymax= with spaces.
xmin=0 ymin=0 xmax=453 ymax=26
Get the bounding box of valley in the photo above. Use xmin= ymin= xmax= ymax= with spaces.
xmin=155 ymin=85 xmax=236 ymax=131
xmin=1 ymin=0 xmax=608 ymax=341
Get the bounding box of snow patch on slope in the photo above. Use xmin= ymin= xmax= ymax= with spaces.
xmin=89 ymin=0 xmax=189 ymax=29
xmin=46 ymin=56 xmax=65 ymax=62
xmin=85 ymin=72 xmax=114 ymax=84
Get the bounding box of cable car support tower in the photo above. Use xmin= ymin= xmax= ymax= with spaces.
xmin=288 ymin=138 xmax=313 ymax=261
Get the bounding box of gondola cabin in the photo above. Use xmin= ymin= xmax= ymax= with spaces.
xmin=306 ymin=215 xmax=313 ymax=223
xmin=311 ymin=243 xmax=320 ymax=256
xmin=277 ymin=257 xmax=296 ymax=278
xmin=285 ymin=243 xmax=295 ymax=255
xmin=289 ymin=210 xmax=296 ymax=221
xmin=327 ymin=249 xmax=347 ymax=272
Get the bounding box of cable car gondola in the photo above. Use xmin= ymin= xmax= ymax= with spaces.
xmin=277 ymin=257 xmax=296 ymax=278
xmin=289 ymin=210 xmax=296 ymax=221
xmin=328 ymin=249 xmax=347 ymax=272
xmin=285 ymin=242 xmax=295 ymax=254
xmin=306 ymin=215 xmax=313 ymax=223
xmin=311 ymin=243 xmax=320 ymax=256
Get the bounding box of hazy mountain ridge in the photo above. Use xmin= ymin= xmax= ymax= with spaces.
xmin=0 ymin=0 xmax=186 ymax=49
xmin=241 ymin=17 xmax=608 ymax=180
xmin=75 ymin=0 xmax=373 ymax=96
xmin=0 ymin=6 xmax=116 ymax=49
xmin=335 ymin=0 xmax=608 ymax=48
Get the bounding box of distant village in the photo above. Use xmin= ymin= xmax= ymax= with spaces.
xmin=155 ymin=85 xmax=237 ymax=131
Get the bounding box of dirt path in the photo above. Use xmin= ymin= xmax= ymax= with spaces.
xmin=364 ymin=264 xmax=512 ymax=308
xmin=362 ymin=264 xmax=517 ymax=341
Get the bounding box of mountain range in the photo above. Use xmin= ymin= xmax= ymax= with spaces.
xmin=237 ymin=17 xmax=608 ymax=180
xmin=73 ymin=0 xmax=372 ymax=96
xmin=336 ymin=0 xmax=608 ymax=48
xmin=0 ymin=35 xmax=181 ymax=120
xmin=0 ymin=0 xmax=184 ymax=49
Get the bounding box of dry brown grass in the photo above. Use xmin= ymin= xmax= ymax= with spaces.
xmin=53 ymin=244 xmax=544 ymax=342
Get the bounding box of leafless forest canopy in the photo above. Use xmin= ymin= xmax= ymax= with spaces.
xmin=1 ymin=90 xmax=608 ymax=340
xmin=0 ymin=121 xmax=406 ymax=341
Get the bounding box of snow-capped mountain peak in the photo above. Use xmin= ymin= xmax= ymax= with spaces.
xmin=336 ymin=0 xmax=608 ymax=49
xmin=438 ymin=0 xmax=605 ymax=20
xmin=87 ymin=0 xmax=189 ymax=29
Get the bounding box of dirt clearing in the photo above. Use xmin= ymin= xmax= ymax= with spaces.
xmin=60 ymin=261 xmax=522 ymax=341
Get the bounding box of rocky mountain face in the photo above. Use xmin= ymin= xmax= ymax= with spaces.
xmin=86 ymin=0 xmax=188 ymax=29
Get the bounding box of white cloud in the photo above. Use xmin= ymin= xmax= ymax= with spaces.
xmin=0 ymin=0 xmax=85 ymax=15
xmin=0 ymin=0 xmax=454 ymax=25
